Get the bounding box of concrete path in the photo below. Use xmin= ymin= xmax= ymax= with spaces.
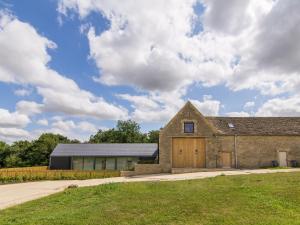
xmin=1 ymin=168 xmax=300 ymax=210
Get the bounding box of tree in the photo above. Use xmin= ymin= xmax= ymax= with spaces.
xmin=116 ymin=120 xmax=147 ymax=143
xmin=147 ymin=130 xmax=160 ymax=143
xmin=89 ymin=120 xmax=148 ymax=143
xmin=23 ymin=133 xmax=78 ymax=166
xmin=0 ymin=141 xmax=9 ymax=168
xmin=5 ymin=141 xmax=32 ymax=167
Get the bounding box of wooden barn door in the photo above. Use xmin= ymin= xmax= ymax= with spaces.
xmin=172 ymin=138 xmax=205 ymax=168
xmin=221 ymin=152 xmax=231 ymax=168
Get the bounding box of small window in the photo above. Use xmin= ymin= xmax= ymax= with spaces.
xmin=228 ymin=123 xmax=234 ymax=128
xmin=184 ymin=122 xmax=194 ymax=133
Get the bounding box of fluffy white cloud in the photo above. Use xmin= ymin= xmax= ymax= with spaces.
xmin=0 ymin=108 xmax=30 ymax=128
xmin=190 ymin=95 xmax=220 ymax=116
xmin=59 ymin=0 xmax=300 ymax=102
xmin=0 ymin=10 xmax=127 ymax=120
xmin=37 ymin=119 xmax=48 ymax=126
xmin=117 ymin=93 xmax=180 ymax=123
xmin=226 ymin=111 xmax=250 ymax=117
xmin=118 ymin=93 xmax=220 ymax=123
xmin=0 ymin=127 xmax=30 ymax=143
xmin=52 ymin=119 xmax=97 ymax=133
xmin=38 ymin=87 xmax=127 ymax=120
xmin=0 ymin=107 xmax=31 ymax=142
xmin=16 ymin=101 xmax=43 ymax=115
xmin=256 ymin=96 xmax=300 ymax=116
xmin=243 ymin=101 xmax=255 ymax=110
xmin=59 ymin=0 xmax=234 ymax=94
xmin=226 ymin=0 xmax=300 ymax=96
xmin=14 ymin=88 xmax=31 ymax=96
xmin=33 ymin=118 xmax=100 ymax=141
xmin=116 ymin=94 xmax=160 ymax=110
xmin=202 ymin=0 xmax=252 ymax=34
xmin=77 ymin=121 xmax=98 ymax=133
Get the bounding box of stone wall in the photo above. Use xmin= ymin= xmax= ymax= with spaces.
xmin=206 ymin=135 xmax=300 ymax=168
xmin=206 ymin=136 xmax=236 ymax=168
xmin=121 ymin=164 xmax=163 ymax=176
xmin=236 ymin=136 xmax=300 ymax=168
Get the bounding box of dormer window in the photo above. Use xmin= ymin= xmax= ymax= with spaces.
xmin=184 ymin=122 xmax=194 ymax=133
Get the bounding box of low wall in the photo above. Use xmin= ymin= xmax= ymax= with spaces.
xmin=121 ymin=164 xmax=163 ymax=177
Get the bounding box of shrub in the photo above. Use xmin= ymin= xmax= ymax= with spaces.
xmin=0 ymin=167 xmax=120 ymax=184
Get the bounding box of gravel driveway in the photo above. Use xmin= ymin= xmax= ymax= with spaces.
xmin=1 ymin=168 xmax=300 ymax=210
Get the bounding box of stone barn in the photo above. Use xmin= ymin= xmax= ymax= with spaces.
xmin=133 ymin=101 xmax=300 ymax=175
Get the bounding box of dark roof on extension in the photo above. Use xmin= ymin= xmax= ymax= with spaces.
xmin=50 ymin=143 xmax=158 ymax=157
xmin=206 ymin=117 xmax=300 ymax=136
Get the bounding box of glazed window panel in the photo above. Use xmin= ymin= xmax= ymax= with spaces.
xmin=117 ymin=157 xmax=128 ymax=170
xmin=83 ymin=157 xmax=94 ymax=170
xmin=184 ymin=122 xmax=194 ymax=133
xmin=95 ymin=158 xmax=105 ymax=170
xmin=106 ymin=158 xmax=116 ymax=170
xmin=72 ymin=157 xmax=83 ymax=170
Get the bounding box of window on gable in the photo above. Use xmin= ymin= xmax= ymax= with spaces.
xmin=184 ymin=122 xmax=194 ymax=133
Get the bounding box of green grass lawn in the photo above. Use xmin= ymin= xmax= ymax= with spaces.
xmin=1 ymin=172 xmax=300 ymax=225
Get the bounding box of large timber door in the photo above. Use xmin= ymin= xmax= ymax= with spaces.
xmin=172 ymin=138 xmax=205 ymax=168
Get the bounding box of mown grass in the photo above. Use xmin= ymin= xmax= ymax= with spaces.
xmin=1 ymin=172 xmax=300 ymax=225
xmin=0 ymin=166 xmax=120 ymax=184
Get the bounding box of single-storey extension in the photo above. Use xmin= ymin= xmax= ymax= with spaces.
xmin=49 ymin=143 xmax=157 ymax=170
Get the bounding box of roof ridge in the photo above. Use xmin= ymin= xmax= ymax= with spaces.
xmin=206 ymin=116 xmax=300 ymax=119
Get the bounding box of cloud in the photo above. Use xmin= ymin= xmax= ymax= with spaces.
xmin=16 ymin=101 xmax=43 ymax=115
xmin=190 ymin=95 xmax=220 ymax=116
xmin=58 ymin=0 xmax=300 ymax=102
xmin=226 ymin=111 xmax=250 ymax=117
xmin=117 ymin=93 xmax=180 ymax=123
xmin=256 ymin=96 xmax=300 ymax=117
xmin=0 ymin=108 xmax=30 ymax=128
xmin=51 ymin=119 xmax=97 ymax=134
xmin=0 ymin=10 xmax=127 ymax=120
xmin=0 ymin=127 xmax=30 ymax=142
xmin=37 ymin=119 xmax=48 ymax=126
xmin=33 ymin=118 xmax=100 ymax=142
xmin=116 ymin=94 xmax=160 ymax=110
xmin=14 ymin=88 xmax=31 ymax=96
xmin=77 ymin=121 xmax=98 ymax=133
xmin=59 ymin=0 xmax=234 ymax=94
xmin=243 ymin=101 xmax=255 ymax=110
xmin=38 ymin=87 xmax=127 ymax=120
xmin=202 ymin=0 xmax=252 ymax=34
xmin=118 ymin=93 xmax=220 ymax=123
xmin=227 ymin=0 xmax=300 ymax=96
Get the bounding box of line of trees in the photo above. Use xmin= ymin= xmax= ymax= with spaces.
xmin=0 ymin=120 xmax=160 ymax=168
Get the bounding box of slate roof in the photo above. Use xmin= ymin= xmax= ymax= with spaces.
xmin=50 ymin=143 xmax=158 ymax=157
xmin=206 ymin=117 xmax=300 ymax=136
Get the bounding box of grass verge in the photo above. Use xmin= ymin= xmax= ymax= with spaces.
xmin=1 ymin=172 xmax=300 ymax=224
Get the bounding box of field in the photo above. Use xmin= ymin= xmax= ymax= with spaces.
xmin=0 ymin=166 xmax=120 ymax=184
xmin=1 ymin=172 xmax=300 ymax=225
